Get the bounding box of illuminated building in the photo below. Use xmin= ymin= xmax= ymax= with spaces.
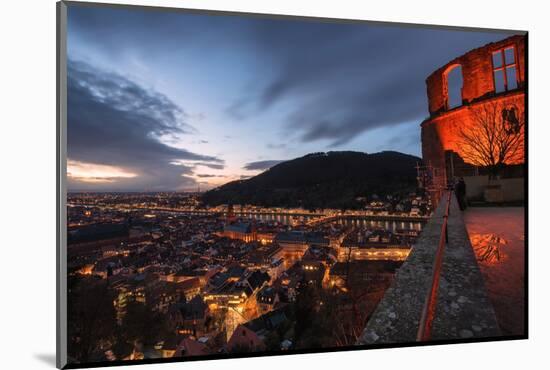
xmin=337 ymin=230 xmax=411 ymax=261
xmin=204 ymin=270 xmax=270 ymax=309
xmin=301 ymin=260 xmax=327 ymax=286
xmin=166 ymin=268 xmax=210 ymax=284
xmin=274 ymin=231 xmax=329 ymax=268
xmin=226 ymin=203 xmax=236 ymax=222
xmin=256 ymin=231 xmax=275 ymax=244
xmin=336 ymin=245 xmax=410 ymax=262
xmin=169 ymin=295 xmax=209 ymax=338
xmin=421 ymin=35 xmax=525 ymax=188
xmin=175 ymin=278 xmax=202 ymax=301
xmin=266 ymin=258 xmax=285 ymax=282
xmin=220 ymin=222 xmax=257 ymax=243
xmin=111 ymin=282 xmax=146 ymax=324
xmin=256 ymin=286 xmax=279 ymax=314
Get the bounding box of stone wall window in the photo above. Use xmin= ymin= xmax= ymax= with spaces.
xmin=492 ymin=46 xmax=518 ymax=93
xmin=444 ymin=64 xmax=463 ymax=109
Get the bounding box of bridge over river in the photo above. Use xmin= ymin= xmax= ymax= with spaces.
xmin=69 ymin=203 xmax=428 ymax=230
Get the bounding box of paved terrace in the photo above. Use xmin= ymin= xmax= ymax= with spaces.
xmin=358 ymin=193 xmax=500 ymax=345
xmin=463 ymin=207 xmax=525 ymax=336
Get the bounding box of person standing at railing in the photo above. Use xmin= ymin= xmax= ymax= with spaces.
xmin=455 ymin=177 xmax=467 ymax=211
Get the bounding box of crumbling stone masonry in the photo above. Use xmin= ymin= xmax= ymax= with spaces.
xmin=421 ymin=35 xmax=525 ymax=186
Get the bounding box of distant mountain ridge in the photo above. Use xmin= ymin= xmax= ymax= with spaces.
xmin=201 ymin=151 xmax=421 ymax=209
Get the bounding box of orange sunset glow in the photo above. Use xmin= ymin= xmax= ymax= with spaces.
xmin=67 ymin=160 xmax=138 ymax=183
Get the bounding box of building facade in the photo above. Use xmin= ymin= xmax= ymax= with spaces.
xmin=421 ymin=35 xmax=525 ymax=188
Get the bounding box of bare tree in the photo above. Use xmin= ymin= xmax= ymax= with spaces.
xmin=458 ymin=102 xmax=524 ymax=177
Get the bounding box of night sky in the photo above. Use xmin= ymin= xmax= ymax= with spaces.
xmin=66 ymin=4 xmax=516 ymax=192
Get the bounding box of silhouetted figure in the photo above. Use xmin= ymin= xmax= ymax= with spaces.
xmin=455 ymin=177 xmax=467 ymax=211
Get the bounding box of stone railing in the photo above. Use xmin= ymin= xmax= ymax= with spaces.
xmin=358 ymin=192 xmax=500 ymax=345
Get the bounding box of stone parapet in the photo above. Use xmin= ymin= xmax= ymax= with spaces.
xmin=358 ymin=193 xmax=500 ymax=345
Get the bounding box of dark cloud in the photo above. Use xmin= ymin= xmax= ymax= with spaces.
xmin=241 ymin=22 xmax=515 ymax=146
xmin=243 ymin=160 xmax=283 ymax=171
xmin=67 ymin=59 xmax=222 ymax=191
xmin=194 ymin=162 xmax=225 ymax=170
xmin=68 ymin=5 xmax=258 ymax=59
xmin=196 ymin=174 xmax=224 ymax=178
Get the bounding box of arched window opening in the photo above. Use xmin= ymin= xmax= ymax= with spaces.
xmin=444 ymin=64 xmax=463 ymax=110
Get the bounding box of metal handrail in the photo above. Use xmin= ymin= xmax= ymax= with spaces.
xmin=416 ymin=190 xmax=453 ymax=341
